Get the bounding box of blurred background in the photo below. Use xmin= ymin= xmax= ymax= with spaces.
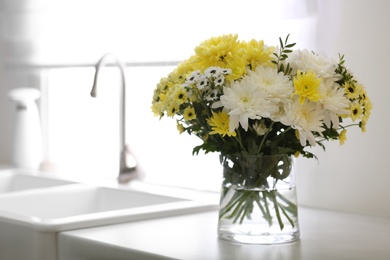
xmin=0 ymin=0 xmax=388 ymax=217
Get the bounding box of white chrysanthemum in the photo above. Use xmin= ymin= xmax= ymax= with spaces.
xmin=248 ymin=66 xmax=294 ymax=102
xmin=286 ymin=49 xmax=340 ymax=81
xmin=246 ymin=66 xmax=294 ymax=121
xmin=319 ymin=79 xmax=350 ymax=128
xmin=216 ymin=82 xmax=276 ymax=132
xmin=281 ymin=99 xmax=325 ymax=146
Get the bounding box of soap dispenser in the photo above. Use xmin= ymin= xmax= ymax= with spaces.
xmin=8 ymin=87 xmax=43 ymax=170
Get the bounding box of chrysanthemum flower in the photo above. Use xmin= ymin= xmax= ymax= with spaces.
xmin=349 ymin=102 xmax=363 ymax=122
xmin=362 ymin=96 xmax=372 ymax=119
xmin=207 ymin=111 xmax=236 ymax=137
xmin=286 ymin=49 xmax=340 ymax=80
xmin=339 ymin=129 xmax=347 ymax=145
xmin=344 ymin=81 xmax=360 ymax=99
xmin=225 ymin=53 xmax=247 ymax=81
xmin=282 ymin=99 xmax=325 ymax=146
xmin=177 ymin=121 xmax=185 ymax=134
xmin=174 ymin=56 xmax=198 ymax=81
xmin=183 ymin=107 xmax=196 ymax=121
xmin=184 ymin=70 xmax=201 ymax=86
xmin=253 ymin=120 xmax=270 ymax=136
xmin=205 ymin=89 xmax=220 ymax=102
xmin=250 ymin=66 xmax=293 ymax=102
xmin=151 ymin=101 xmax=165 ymax=117
xmin=194 ymin=34 xmax=240 ymax=69
xmin=293 ymin=70 xmax=322 ymax=104
xmin=166 ymin=102 xmax=180 ymax=117
xmin=319 ymin=79 xmax=350 ymax=128
xmin=172 ymin=86 xmax=188 ymax=105
xmin=239 ymin=39 xmax=276 ymax=70
xmin=241 ymin=66 xmax=293 ymax=122
xmin=360 ymin=116 xmax=368 ymax=133
xmin=216 ymin=80 xmax=276 ymax=132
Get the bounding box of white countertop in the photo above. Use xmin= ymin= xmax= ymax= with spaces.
xmin=58 ymin=206 xmax=390 ymax=260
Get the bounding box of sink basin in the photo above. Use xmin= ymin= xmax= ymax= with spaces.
xmin=0 ymin=169 xmax=74 ymax=193
xmin=0 ymin=179 xmax=218 ymax=260
xmin=0 ymin=184 xmax=216 ymax=231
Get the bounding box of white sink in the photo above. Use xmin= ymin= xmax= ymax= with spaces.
xmin=0 ymin=172 xmax=218 ymax=260
xmin=0 ymin=184 xmax=216 ymax=231
xmin=0 ymin=169 xmax=74 ymax=193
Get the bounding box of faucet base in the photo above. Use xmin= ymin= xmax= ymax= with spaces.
xmin=118 ymin=145 xmax=141 ymax=184
xmin=117 ymin=171 xmax=141 ymax=184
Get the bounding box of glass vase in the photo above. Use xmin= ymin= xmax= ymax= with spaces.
xmin=217 ymin=154 xmax=300 ymax=244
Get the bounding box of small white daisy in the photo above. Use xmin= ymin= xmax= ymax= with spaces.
xmin=196 ymin=76 xmax=209 ymax=90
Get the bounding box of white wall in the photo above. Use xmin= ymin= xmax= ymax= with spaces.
xmin=296 ymin=0 xmax=390 ymax=217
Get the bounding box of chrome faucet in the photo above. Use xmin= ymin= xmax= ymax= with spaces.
xmin=90 ymin=53 xmax=139 ymax=183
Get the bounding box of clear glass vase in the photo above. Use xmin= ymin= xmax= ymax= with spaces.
xmin=217 ymin=154 xmax=300 ymax=244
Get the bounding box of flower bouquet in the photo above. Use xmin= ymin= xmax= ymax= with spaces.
xmin=151 ymin=34 xmax=371 ymax=243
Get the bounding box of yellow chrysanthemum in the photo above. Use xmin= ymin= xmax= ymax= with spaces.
xmin=166 ymin=102 xmax=180 ymax=117
xmin=360 ymin=117 xmax=368 ymax=133
xmin=172 ymin=87 xmax=188 ymax=105
xmin=173 ymin=56 xmax=198 ymax=81
xmin=151 ymin=101 xmax=165 ymax=117
xmin=363 ymin=95 xmax=372 ymax=118
xmin=194 ymin=34 xmax=240 ymax=70
xmin=183 ymin=107 xmax=196 ymax=121
xmin=152 ymin=79 xmax=171 ymax=103
xmin=207 ymin=111 xmax=236 ymax=137
xmin=349 ymin=102 xmax=363 ymax=122
xmin=343 ymin=81 xmax=359 ymax=99
xmin=159 ymin=92 xmax=166 ymax=102
xmin=339 ymin=129 xmax=347 ymax=145
xmin=177 ymin=121 xmax=185 ymax=134
xmin=239 ymin=39 xmax=276 ymax=71
xmin=293 ymin=70 xmax=322 ymax=104
xmin=225 ymin=53 xmax=247 ymax=81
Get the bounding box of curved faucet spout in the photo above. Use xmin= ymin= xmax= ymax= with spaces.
xmin=90 ymin=53 xmax=138 ymax=183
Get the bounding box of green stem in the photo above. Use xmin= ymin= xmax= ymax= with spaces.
xmin=269 ymin=191 xmax=284 ymax=230
xmin=238 ymin=201 xmax=252 ymax=224
xmin=234 ymin=130 xmax=247 ymax=152
xmin=276 ymin=191 xmax=298 ymax=215
xmin=338 ymin=123 xmax=360 ymax=129
xmin=257 ymin=121 xmax=275 ymax=153
xmin=262 ymin=191 xmax=272 ymax=225
xmin=219 ymin=190 xmax=245 ymax=219
xmin=255 ymin=192 xmax=272 ymax=226
xmin=279 ymin=203 xmax=295 ymax=228
xmin=229 ymin=196 xmax=246 ymax=222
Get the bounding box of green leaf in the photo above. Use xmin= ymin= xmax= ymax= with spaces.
xmin=285 ymin=33 xmax=290 ymax=44
xmin=285 ymin=43 xmax=296 ymax=48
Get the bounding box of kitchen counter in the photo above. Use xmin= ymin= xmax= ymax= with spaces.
xmin=58 ymin=206 xmax=390 ymax=260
